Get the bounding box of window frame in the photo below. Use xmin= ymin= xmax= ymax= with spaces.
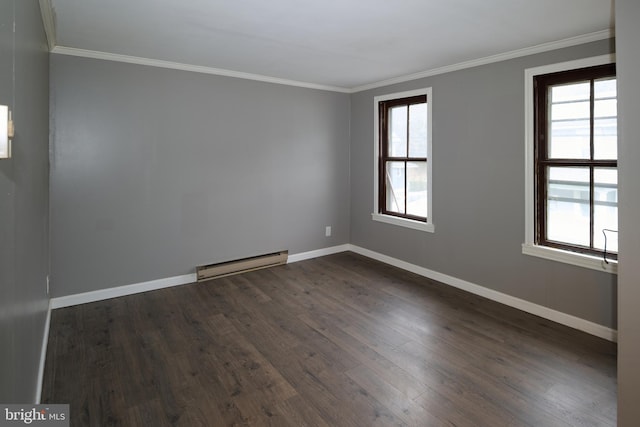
xmin=535 ymin=64 xmax=617 ymax=258
xmin=372 ymin=88 xmax=434 ymax=233
xmin=523 ymin=54 xmax=617 ymax=274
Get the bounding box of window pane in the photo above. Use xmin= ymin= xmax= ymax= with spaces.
xmin=594 ymin=99 xmax=617 ymax=118
xmin=549 ymin=81 xmax=590 ymax=159
xmin=595 ymin=78 xmax=616 ymax=99
xmin=551 ymin=101 xmax=590 ymax=121
xmin=389 ymin=106 xmax=407 ymax=157
xmin=594 ymin=117 xmax=617 ymax=160
xmin=551 ymin=82 xmax=589 ymax=102
xmin=547 ymin=167 xmax=590 ymax=246
xmin=406 ymin=161 xmax=427 ymax=218
xmin=593 ymin=168 xmax=618 ymax=252
xmin=408 ymin=103 xmax=427 ymax=157
xmin=550 ymin=83 xmax=590 ymax=129
xmin=594 ymin=78 xmax=617 ymax=160
xmin=549 ymin=119 xmax=590 ymax=159
xmin=385 ymin=161 xmax=405 ymax=214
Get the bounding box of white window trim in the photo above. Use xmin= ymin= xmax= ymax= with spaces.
xmin=523 ymin=54 xmax=617 ymax=274
xmin=372 ymin=87 xmax=434 ymax=233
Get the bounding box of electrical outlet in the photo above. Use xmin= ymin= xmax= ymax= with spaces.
xmin=325 ymin=226 xmax=332 ymax=237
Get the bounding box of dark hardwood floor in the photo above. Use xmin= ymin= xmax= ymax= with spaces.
xmin=41 ymin=252 xmax=617 ymax=426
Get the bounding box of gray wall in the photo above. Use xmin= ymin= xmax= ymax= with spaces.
xmin=350 ymin=40 xmax=617 ymax=328
xmin=0 ymin=0 xmax=50 ymax=403
xmin=50 ymin=56 xmax=350 ymax=296
xmin=616 ymin=0 xmax=640 ymax=424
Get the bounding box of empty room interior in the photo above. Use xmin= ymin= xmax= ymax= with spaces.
xmin=2 ymin=0 xmax=640 ymax=425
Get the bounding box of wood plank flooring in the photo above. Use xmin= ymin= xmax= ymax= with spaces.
xmin=41 ymin=252 xmax=617 ymax=426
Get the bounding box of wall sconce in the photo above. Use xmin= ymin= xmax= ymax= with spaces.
xmin=0 ymin=105 xmax=14 ymax=159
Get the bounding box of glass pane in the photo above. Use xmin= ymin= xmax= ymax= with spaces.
xmin=406 ymin=161 xmax=427 ymax=218
xmin=549 ymin=119 xmax=590 ymax=159
xmin=389 ymin=106 xmax=407 ymax=157
xmin=551 ymin=82 xmax=589 ymax=103
xmin=549 ymin=82 xmax=590 ymax=159
xmin=551 ymin=101 xmax=590 ymax=121
xmin=546 ymin=167 xmax=590 ymax=246
xmin=593 ymin=168 xmax=618 ymax=252
xmin=594 ymin=99 xmax=617 ymax=118
xmin=550 ymin=83 xmax=590 ymax=129
xmin=594 ymin=77 xmax=617 ymax=160
xmin=594 ymin=117 xmax=617 ymax=160
xmin=385 ymin=161 xmax=405 ymax=214
xmin=595 ymin=78 xmax=616 ymax=99
xmin=408 ymin=103 xmax=427 ymax=157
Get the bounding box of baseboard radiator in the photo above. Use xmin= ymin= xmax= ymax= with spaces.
xmin=196 ymin=250 xmax=288 ymax=282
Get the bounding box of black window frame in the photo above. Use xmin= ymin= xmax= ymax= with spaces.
xmin=378 ymin=94 xmax=428 ymax=222
xmin=534 ymin=63 xmax=617 ymax=259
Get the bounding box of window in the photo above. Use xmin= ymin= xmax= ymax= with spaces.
xmin=373 ymin=88 xmax=433 ymax=232
xmin=524 ymin=55 xmax=617 ymax=273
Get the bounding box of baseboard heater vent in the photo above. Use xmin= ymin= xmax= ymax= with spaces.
xmin=196 ymin=250 xmax=288 ymax=282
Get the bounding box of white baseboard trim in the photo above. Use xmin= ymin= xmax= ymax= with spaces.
xmin=287 ymin=244 xmax=351 ymax=264
xmin=35 ymin=300 xmax=52 ymax=404
xmin=49 ymin=244 xmax=352 ymax=309
xmin=47 ymin=244 xmax=616 ymax=342
xmin=50 ymin=273 xmax=198 ymax=309
xmin=348 ymin=244 xmax=617 ymax=342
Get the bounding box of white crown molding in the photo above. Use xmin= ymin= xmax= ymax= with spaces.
xmin=351 ymin=29 xmax=614 ymax=93
xmin=38 ymin=0 xmax=56 ymax=51
xmin=50 ymin=30 xmax=612 ymax=94
xmin=51 ymin=46 xmax=352 ymax=93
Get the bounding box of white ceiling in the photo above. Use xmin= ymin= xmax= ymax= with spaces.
xmin=49 ymin=0 xmax=614 ymax=91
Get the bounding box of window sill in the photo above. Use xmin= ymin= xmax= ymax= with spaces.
xmin=371 ymin=213 xmax=435 ymax=233
xmin=522 ymin=243 xmax=617 ymax=274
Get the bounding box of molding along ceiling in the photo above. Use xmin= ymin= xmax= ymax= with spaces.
xmin=42 ymin=1 xmax=614 ymax=92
